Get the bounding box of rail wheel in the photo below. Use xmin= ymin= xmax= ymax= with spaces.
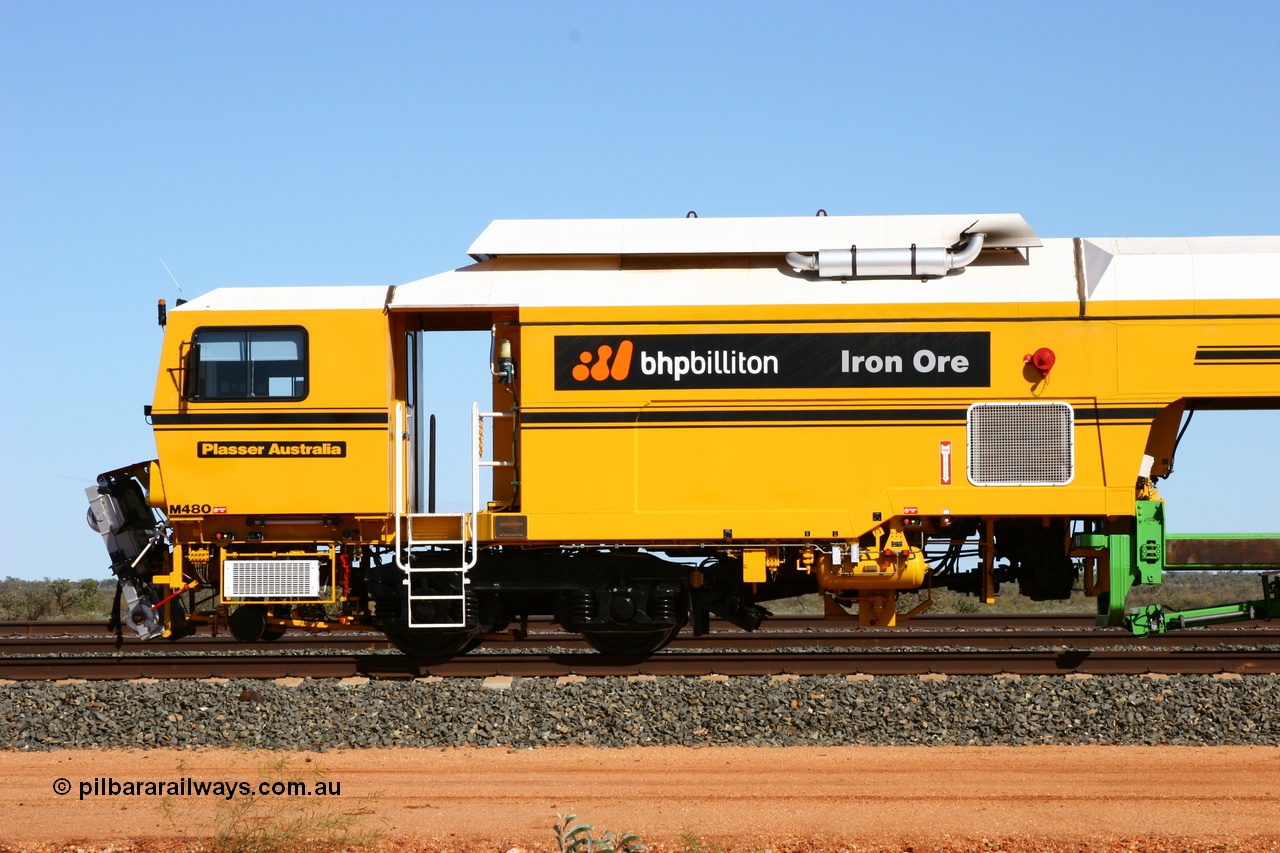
xmin=228 ymin=604 xmax=286 ymax=643
xmin=384 ymin=629 xmax=480 ymax=659
xmin=581 ymin=627 xmax=677 ymax=657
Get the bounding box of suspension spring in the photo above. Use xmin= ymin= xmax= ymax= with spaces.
xmin=570 ymin=587 xmax=596 ymax=627
xmin=460 ymin=589 xmax=478 ymax=627
xmin=651 ymin=584 xmax=681 ymax=626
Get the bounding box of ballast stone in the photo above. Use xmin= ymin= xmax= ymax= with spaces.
xmin=1 ymin=674 xmax=1278 ymax=751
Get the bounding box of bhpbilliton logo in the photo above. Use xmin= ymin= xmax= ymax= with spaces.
xmin=572 ymin=340 xmax=634 ymax=382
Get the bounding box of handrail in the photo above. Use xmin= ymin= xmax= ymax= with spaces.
xmin=468 ymin=402 xmax=514 ymax=570
xmin=393 ymin=402 xmax=407 ymax=572
xmin=396 ymin=402 xmax=511 ymax=574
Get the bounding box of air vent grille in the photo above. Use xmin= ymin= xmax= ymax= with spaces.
xmin=967 ymin=402 xmax=1074 ymax=486
xmin=224 ymin=559 xmax=321 ymax=598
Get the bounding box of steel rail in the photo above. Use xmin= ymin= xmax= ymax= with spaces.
xmin=3 ymin=648 xmax=1280 ymax=680
xmin=0 ymin=635 xmax=392 ymax=654
xmin=0 ymin=613 xmax=1108 ymax=638
xmin=3 ymin=624 xmax=1278 ymax=655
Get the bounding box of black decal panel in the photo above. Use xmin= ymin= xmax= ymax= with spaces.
xmin=555 ymin=332 xmax=991 ymax=390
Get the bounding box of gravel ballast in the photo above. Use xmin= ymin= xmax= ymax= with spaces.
xmin=2 ymin=673 xmax=1277 ymax=750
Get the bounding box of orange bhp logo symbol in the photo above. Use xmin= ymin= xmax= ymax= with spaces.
xmin=572 ymin=340 xmax=634 ymax=382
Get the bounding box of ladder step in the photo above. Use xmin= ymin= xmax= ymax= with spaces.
xmin=408 ymin=514 xmax=466 ymax=540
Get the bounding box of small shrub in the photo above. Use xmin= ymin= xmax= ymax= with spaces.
xmin=554 ymin=812 xmax=647 ymax=853
xmin=163 ymin=756 xmax=386 ymax=853
xmin=678 ymin=830 xmax=727 ymax=853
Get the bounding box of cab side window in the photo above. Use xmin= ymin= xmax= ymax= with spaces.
xmin=189 ymin=327 xmax=308 ymax=401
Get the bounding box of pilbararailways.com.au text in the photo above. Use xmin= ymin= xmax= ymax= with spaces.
xmin=53 ymin=776 xmax=341 ymax=801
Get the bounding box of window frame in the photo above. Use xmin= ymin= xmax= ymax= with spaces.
xmin=185 ymin=325 xmax=310 ymax=403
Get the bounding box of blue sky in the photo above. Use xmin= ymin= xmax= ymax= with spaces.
xmin=2 ymin=1 xmax=1278 ymax=582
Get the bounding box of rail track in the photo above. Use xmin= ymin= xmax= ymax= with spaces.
xmin=2 ymin=614 xmax=1275 ymax=656
xmin=2 ymin=612 xmax=1278 ymax=680
xmin=1 ymin=624 xmax=1276 ymax=655
xmin=3 ymin=613 xmax=1102 ymax=636
xmin=10 ymin=612 xmax=1274 ymax=634
xmin=2 ymin=648 xmax=1279 ymax=680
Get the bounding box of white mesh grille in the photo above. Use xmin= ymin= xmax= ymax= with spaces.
xmin=224 ymin=559 xmax=321 ymax=598
xmin=967 ymin=402 xmax=1074 ymax=486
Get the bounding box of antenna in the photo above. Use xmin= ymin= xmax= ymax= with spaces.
xmin=158 ymin=256 xmax=184 ymax=293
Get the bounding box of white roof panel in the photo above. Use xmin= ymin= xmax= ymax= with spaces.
xmin=1081 ymin=236 xmax=1280 ymax=302
xmin=391 ymin=239 xmax=1079 ymax=310
xmin=166 ymin=229 xmax=1280 ymax=315
xmin=467 ymin=213 xmax=1042 ymax=259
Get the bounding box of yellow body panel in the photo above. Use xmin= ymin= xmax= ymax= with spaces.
xmin=505 ymin=309 xmax=1279 ymax=546
xmin=151 ymin=307 xmax=392 ymax=521
xmin=145 ymin=300 xmax=1280 ymax=554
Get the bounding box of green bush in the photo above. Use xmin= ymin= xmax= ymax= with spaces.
xmin=0 ymin=577 xmax=113 ymax=620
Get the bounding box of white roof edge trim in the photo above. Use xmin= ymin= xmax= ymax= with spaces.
xmin=467 ymin=213 xmax=1042 ymax=259
xmin=171 ymin=285 xmax=391 ymax=312
xmin=1083 ymin=235 xmax=1280 ymax=254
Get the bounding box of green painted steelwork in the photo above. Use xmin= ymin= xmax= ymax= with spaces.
xmin=1086 ymin=500 xmax=1165 ymax=627
xmin=1077 ymin=502 xmax=1279 ymax=633
xmin=1167 ymin=534 xmax=1280 ymax=539
xmin=1126 ymin=572 xmax=1280 ymax=636
xmin=1135 ymin=500 xmax=1164 ymax=585
xmin=1162 ymin=566 xmax=1280 ymax=571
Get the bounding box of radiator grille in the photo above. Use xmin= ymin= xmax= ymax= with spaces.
xmin=224 ymin=559 xmax=321 ymax=598
xmin=967 ymin=402 xmax=1074 ymax=486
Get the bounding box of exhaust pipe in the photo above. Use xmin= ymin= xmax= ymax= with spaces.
xmin=787 ymin=231 xmax=986 ymax=279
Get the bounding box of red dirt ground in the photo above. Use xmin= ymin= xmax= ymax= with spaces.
xmin=0 ymin=746 xmax=1277 ymax=851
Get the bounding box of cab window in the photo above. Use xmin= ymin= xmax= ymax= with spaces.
xmin=189 ymin=327 xmax=308 ymax=401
